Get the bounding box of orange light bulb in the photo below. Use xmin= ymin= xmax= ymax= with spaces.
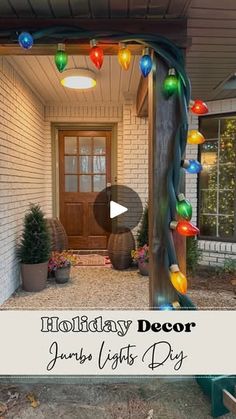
xmin=170 ymin=265 xmax=187 ymax=294
xmin=187 ymin=130 xmax=205 ymax=145
xmin=118 ymin=43 xmax=131 ymax=70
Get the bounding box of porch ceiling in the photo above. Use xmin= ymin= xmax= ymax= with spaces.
xmin=0 ymin=1 xmax=190 ymax=19
xmin=187 ymin=0 xmax=236 ymax=101
xmin=7 ymin=54 xmax=141 ymax=104
xmin=1 ymin=0 xmax=236 ymax=102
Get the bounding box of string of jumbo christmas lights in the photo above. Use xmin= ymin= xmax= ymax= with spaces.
xmin=14 ymin=28 xmax=209 ymax=309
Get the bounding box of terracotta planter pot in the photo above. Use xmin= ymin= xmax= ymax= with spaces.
xmin=55 ymin=266 xmax=71 ymax=284
xmin=21 ymin=261 xmax=49 ymax=292
xmin=138 ymin=260 xmax=149 ymax=276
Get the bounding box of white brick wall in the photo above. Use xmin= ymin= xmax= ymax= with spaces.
xmin=117 ymin=102 xmax=148 ymax=235
xmin=186 ymin=100 xmax=236 ymax=266
xmin=0 ymin=58 xmax=48 ymax=303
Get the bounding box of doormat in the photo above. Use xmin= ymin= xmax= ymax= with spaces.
xmin=74 ymin=254 xmax=111 ymax=267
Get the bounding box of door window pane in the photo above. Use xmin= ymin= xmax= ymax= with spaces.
xmin=64 ymin=156 xmax=77 ymax=174
xmin=79 ymin=175 xmax=92 ymax=192
xmin=93 ymin=175 xmax=106 ymax=192
xmin=79 ymin=137 xmax=92 ymax=155
xmin=65 ymin=175 xmax=78 ymax=192
xmin=93 ymin=156 xmax=106 ymax=173
xmin=64 ymin=137 xmax=77 ymax=154
xmin=79 ymin=156 xmax=92 ymax=174
xmin=94 ymin=137 xmax=106 ymax=154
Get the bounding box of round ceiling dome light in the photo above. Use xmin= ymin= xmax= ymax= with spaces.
xmin=60 ymin=69 xmax=97 ymax=89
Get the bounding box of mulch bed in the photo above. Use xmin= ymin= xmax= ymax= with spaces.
xmin=189 ymin=266 xmax=236 ymax=293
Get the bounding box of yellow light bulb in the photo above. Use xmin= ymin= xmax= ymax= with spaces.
xmin=187 ymin=130 xmax=205 ymax=145
xmin=118 ymin=44 xmax=131 ymax=70
xmin=170 ymin=265 xmax=187 ymax=294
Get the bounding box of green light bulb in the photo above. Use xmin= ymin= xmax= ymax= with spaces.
xmin=176 ymin=193 xmax=192 ymax=221
xmin=163 ymin=68 xmax=179 ymax=97
xmin=55 ymin=44 xmax=68 ymax=72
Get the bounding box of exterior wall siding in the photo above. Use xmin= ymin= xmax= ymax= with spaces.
xmin=186 ymin=100 xmax=236 ymax=266
xmin=0 ymin=58 xmax=48 ymax=303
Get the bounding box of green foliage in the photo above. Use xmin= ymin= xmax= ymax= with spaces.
xmin=217 ymin=258 xmax=236 ymax=275
xmin=18 ymin=204 xmax=51 ymax=264
xmin=186 ymin=237 xmax=202 ymax=274
xmin=137 ymin=205 xmax=148 ymax=247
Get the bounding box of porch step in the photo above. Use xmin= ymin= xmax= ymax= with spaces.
xmin=72 ymin=250 xmax=108 ymax=256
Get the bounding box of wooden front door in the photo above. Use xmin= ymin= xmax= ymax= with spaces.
xmin=59 ymin=130 xmax=111 ymax=249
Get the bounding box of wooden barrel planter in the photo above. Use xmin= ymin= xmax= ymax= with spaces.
xmin=46 ymin=218 xmax=68 ymax=252
xmin=108 ymin=228 xmax=135 ymax=270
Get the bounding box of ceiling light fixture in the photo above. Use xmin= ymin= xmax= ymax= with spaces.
xmin=60 ymin=69 xmax=97 ymax=89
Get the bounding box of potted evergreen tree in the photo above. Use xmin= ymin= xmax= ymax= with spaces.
xmin=137 ymin=205 xmax=148 ymax=248
xmin=18 ymin=204 xmax=51 ymax=292
xmin=135 ymin=205 xmax=149 ymax=276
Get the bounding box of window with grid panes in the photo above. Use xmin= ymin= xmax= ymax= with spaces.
xmin=198 ymin=116 xmax=236 ymax=240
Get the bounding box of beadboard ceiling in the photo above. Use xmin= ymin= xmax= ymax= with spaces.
xmin=2 ymin=0 xmax=236 ymax=102
xmin=6 ymin=55 xmax=141 ymax=104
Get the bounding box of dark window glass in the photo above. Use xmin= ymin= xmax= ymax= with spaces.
xmin=200 ymin=117 xmax=218 ymax=139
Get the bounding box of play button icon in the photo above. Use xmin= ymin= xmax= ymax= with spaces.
xmin=93 ymin=184 xmax=143 ymax=233
xmin=110 ymin=201 xmax=128 ymax=219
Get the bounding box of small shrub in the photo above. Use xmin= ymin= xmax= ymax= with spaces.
xmin=186 ymin=237 xmax=202 ymax=275
xmin=131 ymin=244 xmax=149 ymax=263
xmin=217 ymin=258 xmax=236 ymax=275
xmin=48 ymin=251 xmax=78 ymax=272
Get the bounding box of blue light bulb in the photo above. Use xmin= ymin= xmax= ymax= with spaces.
xmin=139 ymin=49 xmax=152 ymax=77
xmin=18 ymin=32 xmax=33 ymax=50
xmin=159 ymin=304 xmax=173 ymax=311
xmin=185 ymin=159 xmax=202 ymax=174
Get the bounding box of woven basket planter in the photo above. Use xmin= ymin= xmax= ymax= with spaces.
xmin=46 ymin=218 xmax=68 ymax=252
xmin=108 ymin=228 xmax=135 ymax=270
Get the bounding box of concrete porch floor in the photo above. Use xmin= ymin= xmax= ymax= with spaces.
xmin=1 ymin=267 xmax=236 ymax=309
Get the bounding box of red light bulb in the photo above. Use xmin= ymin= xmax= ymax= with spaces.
xmin=89 ymin=39 xmax=104 ymax=70
xmin=190 ymin=99 xmax=208 ymax=115
xmin=170 ymin=220 xmax=200 ymax=237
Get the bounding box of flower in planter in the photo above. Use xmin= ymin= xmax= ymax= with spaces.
xmin=131 ymin=244 xmax=149 ymax=263
xmin=48 ymin=251 xmax=78 ymax=272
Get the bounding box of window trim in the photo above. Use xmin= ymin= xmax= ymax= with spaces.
xmin=198 ymin=112 xmax=236 ymax=243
